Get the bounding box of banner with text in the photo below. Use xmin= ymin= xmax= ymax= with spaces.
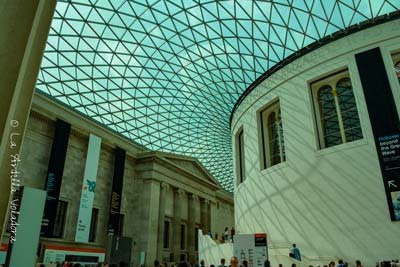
xmin=75 ymin=134 xmax=102 ymax=242
xmin=356 ymin=47 xmax=400 ymax=221
xmin=233 ymin=233 xmax=268 ymax=267
xmin=41 ymin=120 xmax=71 ymax=237
xmin=43 ymin=245 xmax=105 ymax=264
xmin=107 ymin=147 xmax=126 ymax=235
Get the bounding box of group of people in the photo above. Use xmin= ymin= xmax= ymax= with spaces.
xmin=287 ymin=257 xmax=399 ymax=267
xmin=27 ymin=255 xmax=400 ymax=267
xmin=199 ymin=256 xmax=399 ymax=267
xmin=287 ymin=244 xmax=400 ymax=267
xmin=208 ymin=226 xmax=235 ymax=243
xmin=34 ymin=261 xmax=128 ymax=267
xmin=288 ymin=259 xmax=364 ymax=267
xmin=199 ymin=257 xmax=244 ymax=267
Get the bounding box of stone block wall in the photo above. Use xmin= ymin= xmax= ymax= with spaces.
xmin=11 ymin=95 xmax=235 ymax=267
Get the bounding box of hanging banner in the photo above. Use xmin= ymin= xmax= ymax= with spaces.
xmin=355 ymin=47 xmax=400 ymax=221
xmin=233 ymin=233 xmax=268 ymax=267
xmin=75 ymin=134 xmax=102 ymax=242
xmin=107 ymin=147 xmax=126 ymax=235
xmin=41 ymin=119 xmax=71 ymax=237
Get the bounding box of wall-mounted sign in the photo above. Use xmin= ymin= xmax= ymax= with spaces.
xmin=356 ymin=47 xmax=400 ymax=221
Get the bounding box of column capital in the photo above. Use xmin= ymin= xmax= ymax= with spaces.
xmin=188 ymin=193 xmax=199 ymax=201
xmin=161 ymin=182 xmax=169 ymax=190
xmin=174 ymin=188 xmax=185 ymax=196
xmin=200 ymin=198 xmax=210 ymax=205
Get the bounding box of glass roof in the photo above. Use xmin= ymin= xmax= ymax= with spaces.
xmin=36 ymin=0 xmax=400 ymax=192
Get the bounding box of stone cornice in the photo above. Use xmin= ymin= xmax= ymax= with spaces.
xmin=216 ymin=190 xmax=234 ymax=205
xmin=136 ymin=152 xmax=220 ymax=191
xmin=31 ymin=92 xmax=147 ymax=158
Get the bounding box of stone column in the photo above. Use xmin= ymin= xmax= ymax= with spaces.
xmin=146 ymin=180 xmax=162 ymax=267
xmin=157 ymin=182 xmax=169 ymax=261
xmin=0 ymin=0 xmax=57 ymax=240
xmin=207 ymin=201 xmax=212 ymax=236
xmin=187 ymin=193 xmax=198 ymax=264
xmin=200 ymin=198 xmax=208 ymax=235
xmin=172 ymin=188 xmax=184 ymax=262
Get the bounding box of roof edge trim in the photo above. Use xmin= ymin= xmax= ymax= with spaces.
xmin=230 ymin=10 xmax=400 ymax=127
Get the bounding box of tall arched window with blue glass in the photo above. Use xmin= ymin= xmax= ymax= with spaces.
xmin=311 ymin=70 xmax=363 ymax=149
xmin=392 ymin=51 xmax=400 ymax=84
xmin=259 ymin=101 xmax=286 ymax=169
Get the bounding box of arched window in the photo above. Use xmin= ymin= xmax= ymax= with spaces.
xmin=268 ymin=112 xmax=280 ymax=165
xmin=260 ymin=101 xmax=285 ymax=169
xmin=391 ymin=51 xmax=400 ymax=85
xmin=312 ymin=71 xmax=362 ymax=149
xmin=336 ymin=78 xmax=362 ymax=142
xmin=318 ymin=85 xmax=341 ymax=147
xmin=236 ymin=128 xmax=245 ymax=184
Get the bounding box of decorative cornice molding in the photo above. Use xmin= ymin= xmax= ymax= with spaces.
xmin=30 ymin=110 xmax=54 ymax=124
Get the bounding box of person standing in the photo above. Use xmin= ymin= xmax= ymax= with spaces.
xmin=355 ymin=261 xmax=363 ymax=267
xmin=289 ymin=244 xmax=301 ymax=261
xmin=337 ymin=260 xmax=345 ymax=267
xmin=218 ymin=259 xmax=227 ymax=267
xmin=230 ymin=257 xmax=239 ymax=267
xmin=230 ymin=227 xmax=235 ymax=242
xmin=224 ymin=227 xmax=229 ymax=241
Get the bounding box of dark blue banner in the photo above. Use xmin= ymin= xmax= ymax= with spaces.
xmin=356 ymin=47 xmax=400 ymax=221
xmin=41 ymin=119 xmax=71 ymax=236
xmin=107 ymin=147 xmax=126 ymax=235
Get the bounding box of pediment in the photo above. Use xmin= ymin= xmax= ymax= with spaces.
xmin=163 ymin=155 xmax=220 ymax=187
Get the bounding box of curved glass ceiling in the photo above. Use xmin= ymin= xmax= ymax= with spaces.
xmin=37 ymin=0 xmax=400 ymax=192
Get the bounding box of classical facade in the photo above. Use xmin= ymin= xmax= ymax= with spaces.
xmin=1 ymin=92 xmax=234 ymax=266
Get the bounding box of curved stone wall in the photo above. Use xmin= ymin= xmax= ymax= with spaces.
xmin=231 ymin=19 xmax=400 ymax=265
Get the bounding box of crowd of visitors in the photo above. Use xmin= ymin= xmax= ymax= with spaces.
xmin=199 ymin=257 xmax=400 ymax=267
xmin=31 ymin=261 xmax=127 ymax=267
xmin=18 ymin=256 xmax=399 ymax=267
xmin=286 ymin=244 xmax=398 ymax=266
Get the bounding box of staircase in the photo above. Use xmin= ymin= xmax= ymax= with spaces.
xmin=268 ymin=241 xmax=340 ymax=267
xmin=199 ymin=231 xmax=345 ymax=267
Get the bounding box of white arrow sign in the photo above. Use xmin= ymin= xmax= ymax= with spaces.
xmin=388 ymin=180 xmax=398 ymax=188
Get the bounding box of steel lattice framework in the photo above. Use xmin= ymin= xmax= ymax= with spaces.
xmin=36 ymin=0 xmax=400 ymax=192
